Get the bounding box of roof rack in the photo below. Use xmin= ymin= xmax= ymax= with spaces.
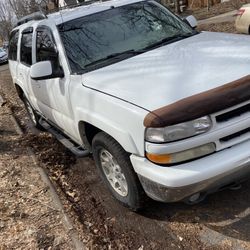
xmin=15 ymin=12 xmax=47 ymax=27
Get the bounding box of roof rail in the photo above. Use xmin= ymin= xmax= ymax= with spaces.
xmin=15 ymin=12 xmax=47 ymax=27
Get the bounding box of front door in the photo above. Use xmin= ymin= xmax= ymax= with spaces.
xmin=30 ymin=25 xmax=76 ymax=139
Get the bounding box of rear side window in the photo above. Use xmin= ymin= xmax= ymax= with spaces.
xmin=20 ymin=28 xmax=33 ymax=66
xmin=9 ymin=30 xmax=19 ymax=61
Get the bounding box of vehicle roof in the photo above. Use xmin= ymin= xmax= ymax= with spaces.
xmin=13 ymin=0 xmax=144 ymax=31
xmin=49 ymin=0 xmax=143 ymax=24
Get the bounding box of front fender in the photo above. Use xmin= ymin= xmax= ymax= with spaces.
xmin=72 ymin=86 xmax=147 ymax=156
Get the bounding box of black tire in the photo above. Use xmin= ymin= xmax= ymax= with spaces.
xmin=23 ymin=97 xmax=44 ymax=130
xmin=92 ymin=132 xmax=147 ymax=211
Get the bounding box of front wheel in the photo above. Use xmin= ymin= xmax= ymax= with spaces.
xmin=92 ymin=132 xmax=147 ymax=211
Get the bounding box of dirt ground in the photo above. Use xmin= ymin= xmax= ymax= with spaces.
xmin=198 ymin=21 xmax=236 ymax=33
xmin=190 ymin=0 xmax=250 ymax=20
xmin=0 ymin=21 xmax=250 ymax=250
xmin=0 ymin=66 xmax=72 ymax=249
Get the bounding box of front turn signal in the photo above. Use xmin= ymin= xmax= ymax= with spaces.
xmin=146 ymin=152 xmax=172 ymax=164
xmin=146 ymin=143 xmax=216 ymax=165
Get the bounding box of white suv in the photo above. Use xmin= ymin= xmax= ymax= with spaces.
xmin=9 ymin=0 xmax=250 ymax=210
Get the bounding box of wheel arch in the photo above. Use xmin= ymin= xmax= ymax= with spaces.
xmin=14 ymin=83 xmax=25 ymax=101
xmin=78 ymin=120 xmax=140 ymax=155
xmin=78 ymin=121 xmax=101 ymax=151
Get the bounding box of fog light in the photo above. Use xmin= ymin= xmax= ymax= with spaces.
xmin=189 ymin=193 xmax=201 ymax=203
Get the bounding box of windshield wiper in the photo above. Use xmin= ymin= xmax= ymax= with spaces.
xmin=84 ymin=49 xmax=143 ymax=68
xmin=142 ymin=33 xmax=195 ymax=51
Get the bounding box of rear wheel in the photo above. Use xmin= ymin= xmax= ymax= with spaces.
xmin=23 ymin=97 xmax=44 ymax=130
xmin=92 ymin=132 xmax=147 ymax=211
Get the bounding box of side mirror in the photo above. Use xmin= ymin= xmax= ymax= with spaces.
xmin=184 ymin=15 xmax=198 ymax=29
xmin=30 ymin=61 xmax=64 ymax=80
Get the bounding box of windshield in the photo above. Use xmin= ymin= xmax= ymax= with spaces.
xmin=0 ymin=48 xmax=4 ymax=53
xmin=58 ymin=1 xmax=195 ymax=73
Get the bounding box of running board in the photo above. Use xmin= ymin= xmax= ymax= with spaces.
xmin=39 ymin=119 xmax=90 ymax=157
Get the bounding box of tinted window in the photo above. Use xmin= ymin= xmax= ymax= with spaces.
xmin=36 ymin=27 xmax=57 ymax=62
xmin=58 ymin=1 xmax=194 ymax=73
xmin=20 ymin=30 xmax=33 ymax=66
xmin=9 ymin=30 xmax=19 ymax=61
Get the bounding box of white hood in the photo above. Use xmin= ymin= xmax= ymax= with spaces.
xmin=83 ymin=32 xmax=250 ymax=111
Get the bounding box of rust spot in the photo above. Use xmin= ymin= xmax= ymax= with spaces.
xmin=144 ymin=75 xmax=250 ymax=128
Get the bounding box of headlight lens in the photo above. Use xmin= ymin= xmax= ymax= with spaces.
xmin=145 ymin=116 xmax=212 ymax=143
xmin=146 ymin=143 xmax=216 ymax=164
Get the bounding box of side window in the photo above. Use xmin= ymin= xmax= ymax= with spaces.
xmin=20 ymin=28 xmax=33 ymax=66
xmin=36 ymin=27 xmax=57 ymax=63
xmin=9 ymin=30 xmax=19 ymax=61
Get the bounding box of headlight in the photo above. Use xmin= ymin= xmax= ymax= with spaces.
xmin=145 ymin=116 xmax=212 ymax=143
xmin=146 ymin=143 xmax=216 ymax=164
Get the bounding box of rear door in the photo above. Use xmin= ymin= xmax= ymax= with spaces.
xmin=16 ymin=27 xmax=34 ymax=103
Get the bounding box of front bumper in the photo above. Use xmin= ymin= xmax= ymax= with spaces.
xmin=130 ymin=139 xmax=250 ymax=202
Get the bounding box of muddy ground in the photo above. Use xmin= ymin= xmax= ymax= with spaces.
xmin=0 ymin=24 xmax=250 ymax=249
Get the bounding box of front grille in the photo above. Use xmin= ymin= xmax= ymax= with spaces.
xmin=208 ymin=100 xmax=250 ymax=151
xmin=220 ymin=127 xmax=250 ymax=143
xmin=216 ymin=103 xmax=250 ymax=123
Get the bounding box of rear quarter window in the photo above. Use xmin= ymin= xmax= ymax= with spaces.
xmin=9 ymin=30 xmax=19 ymax=61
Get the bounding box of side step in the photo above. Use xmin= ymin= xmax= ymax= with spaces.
xmin=39 ymin=119 xmax=90 ymax=157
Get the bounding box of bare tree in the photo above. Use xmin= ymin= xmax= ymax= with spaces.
xmin=53 ymin=0 xmax=60 ymax=8
xmin=8 ymin=0 xmax=31 ymax=18
xmin=0 ymin=1 xmax=12 ymax=41
xmin=7 ymin=0 xmax=60 ymax=18
xmin=64 ymin=0 xmax=78 ymax=5
xmin=0 ymin=0 xmax=63 ymax=42
xmin=207 ymin=0 xmax=211 ymax=11
xmin=174 ymin=0 xmax=180 ymax=14
xmin=29 ymin=0 xmax=40 ymax=13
